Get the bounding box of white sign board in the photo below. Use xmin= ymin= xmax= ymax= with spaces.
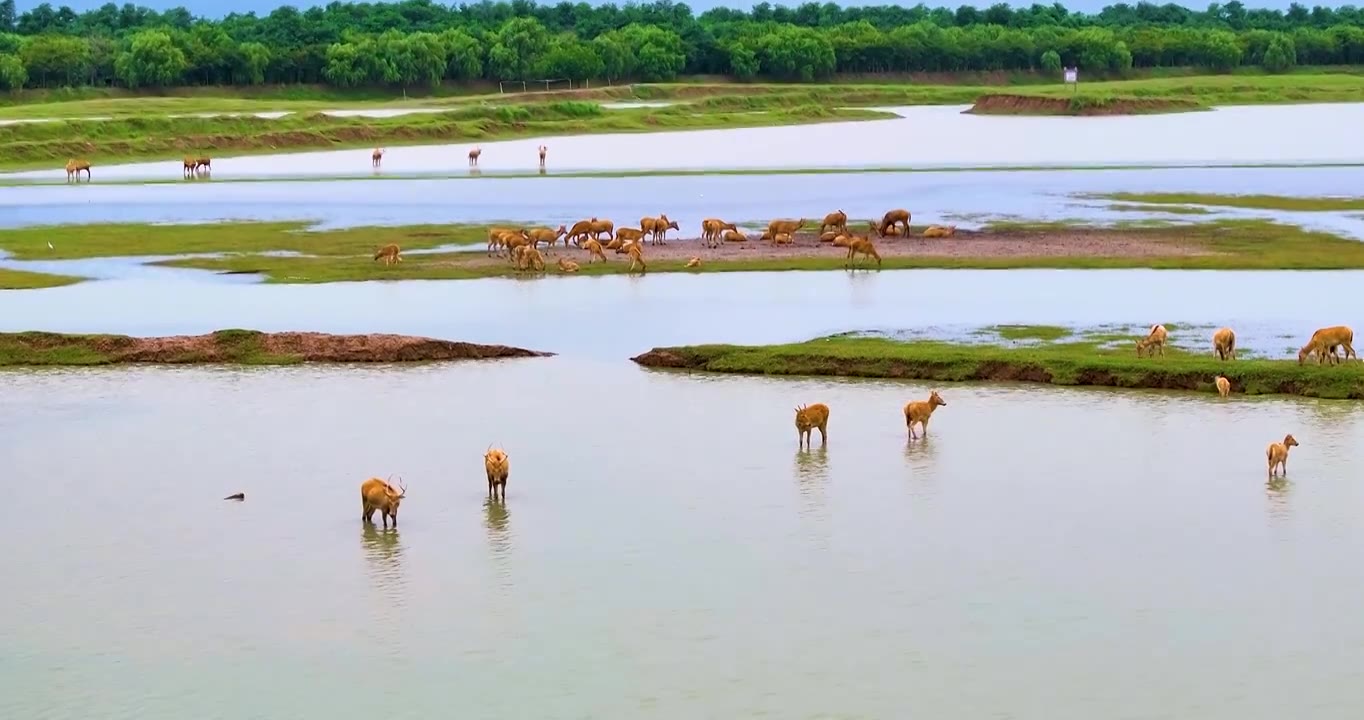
xmin=1064 ymin=68 xmax=1078 ymax=84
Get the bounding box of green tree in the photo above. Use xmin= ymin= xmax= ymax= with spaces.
xmin=19 ymin=34 xmax=89 ymax=86
xmin=438 ymin=28 xmax=483 ymax=80
xmin=1040 ymin=48 xmax=1061 ymax=75
xmin=487 ymin=17 xmax=548 ymax=79
xmin=535 ymin=36 xmax=603 ymax=80
xmin=1262 ymin=35 xmax=1296 ymax=72
xmin=114 ymin=29 xmax=188 ymax=88
xmin=0 ymin=52 xmax=25 ymax=89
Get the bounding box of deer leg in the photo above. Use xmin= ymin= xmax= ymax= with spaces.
xmin=818 ymin=425 xmax=827 ymax=445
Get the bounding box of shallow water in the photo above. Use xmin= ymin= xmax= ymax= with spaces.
xmin=7 ymin=103 xmax=1364 ymax=182
xmin=4 ymin=165 xmax=1364 ymax=239
xmin=3 ymin=355 xmax=1364 ymax=720
xmin=0 ymin=268 xmax=1358 ymax=361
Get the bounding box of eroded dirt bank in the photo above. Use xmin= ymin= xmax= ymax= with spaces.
xmin=0 ymin=329 xmax=551 ymax=366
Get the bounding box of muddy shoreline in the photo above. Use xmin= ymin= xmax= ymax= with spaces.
xmin=0 ymin=330 xmax=551 ymax=366
xmin=452 ymin=225 xmax=1213 ymax=269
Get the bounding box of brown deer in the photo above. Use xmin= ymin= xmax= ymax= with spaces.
xmin=922 ymin=225 xmax=955 ymax=238
xmin=1266 ymin=434 xmax=1299 ymax=478
xmin=686 ymin=256 xmax=701 ymax=268
xmin=589 ymin=218 xmax=615 ymax=241
xmin=820 ymin=210 xmax=847 ymax=235
xmin=1136 ymin=324 xmax=1168 ymax=358
xmin=722 ymin=229 xmax=747 ymax=243
xmin=626 ymin=243 xmax=646 ymax=274
xmin=766 ymin=218 xmax=806 ymax=239
xmin=371 ymin=148 xmax=384 ymax=168
xmin=1212 ymin=327 xmax=1236 ymax=361
xmin=581 ymin=238 xmax=607 ymax=263
xmin=65 ymin=158 xmax=91 ymax=183
xmin=641 ymin=215 xmax=679 ymax=245
xmin=195 ymin=156 xmax=211 ymax=174
xmin=795 ymin=403 xmax=830 ymax=449
xmin=904 ymin=390 xmax=947 ymax=440
xmin=485 ymin=447 xmax=510 ymax=501
xmin=538 ymin=144 xmax=547 ymax=169
xmin=877 ymin=209 xmax=911 ymax=237
xmin=361 ymin=476 xmax=407 ymax=529
xmin=1215 ymin=375 xmax=1231 ymax=398
xmin=182 ymin=156 xmax=198 ymax=178
xmin=557 ymin=257 xmax=580 ymax=273
xmin=468 ymin=147 xmax=482 ymax=167
xmin=1298 ymin=325 xmax=1355 ymax=365
xmin=845 ymin=236 xmax=881 ymax=269
xmin=567 ymin=219 xmax=596 ymax=246
xmin=527 ymin=225 xmax=568 ymax=252
xmin=373 ymin=243 xmax=402 ymax=266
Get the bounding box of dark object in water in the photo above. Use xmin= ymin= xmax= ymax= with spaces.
xmin=223 ymin=492 xmax=245 ymax=501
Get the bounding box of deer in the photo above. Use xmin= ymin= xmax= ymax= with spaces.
xmin=795 ymin=403 xmax=830 ymax=449
xmin=361 ymin=476 xmax=406 ymax=529
xmin=1136 ymin=324 xmax=1168 ymax=358
xmin=845 ymin=236 xmax=881 ymax=269
xmin=468 ymin=147 xmax=482 ymax=167
xmin=1213 ymin=327 xmax=1236 ymax=361
xmin=65 ymin=158 xmax=91 ymax=183
xmin=485 ymin=447 xmax=510 ymax=502
xmin=1298 ymin=325 xmax=1355 ymax=365
xmin=641 ymin=215 xmax=679 ymax=245
xmin=371 ymin=148 xmax=384 ymax=168
xmin=877 ymin=209 xmax=911 ymax=237
xmin=904 ymin=390 xmax=947 ymax=440
xmin=820 ymin=210 xmax=847 ymax=236
xmin=373 ymin=243 xmax=402 ymax=266
xmin=1266 ymin=434 xmax=1299 ymax=479
xmin=538 ymin=144 xmax=547 ymax=169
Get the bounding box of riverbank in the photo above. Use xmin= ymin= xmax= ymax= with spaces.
xmin=0 ymin=101 xmax=888 ymax=172
xmin=0 ymin=330 xmax=551 ymax=366
xmin=0 ymin=267 xmax=83 ymax=290
xmin=4 ymin=70 xmax=1364 ymax=120
xmin=966 ymin=94 xmax=1204 ymax=116
xmin=631 ymin=332 xmax=1364 ymax=400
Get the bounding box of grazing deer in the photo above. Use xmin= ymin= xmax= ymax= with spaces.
xmin=845 ymin=236 xmax=881 ymax=269
xmin=1215 ymin=375 xmax=1231 ymax=398
xmin=626 ymin=243 xmax=646 ymax=274
xmin=1298 ymin=325 xmax=1355 ymax=365
xmin=183 ymin=156 xmax=198 ymax=178
xmin=373 ymin=243 xmax=402 ymax=266
xmin=1213 ymin=327 xmax=1236 ymax=361
xmin=1136 ymin=324 xmax=1168 ymax=358
xmin=877 ymin=208 xmax=911 ymax=237
xmin=361 ymin=476 xmax=406 ymax=529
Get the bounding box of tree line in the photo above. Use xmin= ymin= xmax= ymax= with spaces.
xmin=1 ymin=0 xmax=1363 ymax=90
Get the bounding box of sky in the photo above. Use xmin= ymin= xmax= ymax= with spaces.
xmin=15 ymin=0 xmax=1305 ymax=18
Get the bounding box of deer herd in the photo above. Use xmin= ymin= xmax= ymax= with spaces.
xmin=371 ymin=207 xmax=965 ymax=276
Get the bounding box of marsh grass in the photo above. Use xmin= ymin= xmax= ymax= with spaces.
xmin=636 ymin=333 xmax=1364 ymax=399
xmin=0 ymin=267 xmax=84 ymax=290
xmin=1101 ymin=192 xmax=1364 ymax=212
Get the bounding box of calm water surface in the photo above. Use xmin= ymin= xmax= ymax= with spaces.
xmin=6 ymin=103 xmax=1364 ymax=181
xmin=5 ymin=165 xmax=1364 ymax=234
xmin=4 ymin=359 xmax=1364 ymax=719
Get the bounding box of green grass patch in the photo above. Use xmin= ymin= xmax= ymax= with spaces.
xmin=0 ymin=328 xmax=298 ymax=366
xmin=0 ymin=102 xmax=890 ymax=172
xmin=0 ymin=221 xmax=489 ymax=260
xmin=992 ymin=324 xmax=1074 ymax=342
xmin=1107 ymin=203 xmax=1213 ymax=215
xmin=6 ymin=70 xmax=1364 ymax=120
xmin=0 ymin=267 xmax=85 ymax=289
xmin=632 ymin=334 xmax=1364 ymax=400
xmin=1101 ymin=192 xmax=1364 ymax=212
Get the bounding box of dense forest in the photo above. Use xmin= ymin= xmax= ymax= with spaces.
xmin=1 ymin=0 xmax=1363 ymax=90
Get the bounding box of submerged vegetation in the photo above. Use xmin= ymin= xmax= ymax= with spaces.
xmin=966 ymin=93 xmax=1205 ymax=115
xmin=632 ymin=330 xmax=1364 ymax=399
xmin=1101 ymin=192 xmax=1364 ymax=212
